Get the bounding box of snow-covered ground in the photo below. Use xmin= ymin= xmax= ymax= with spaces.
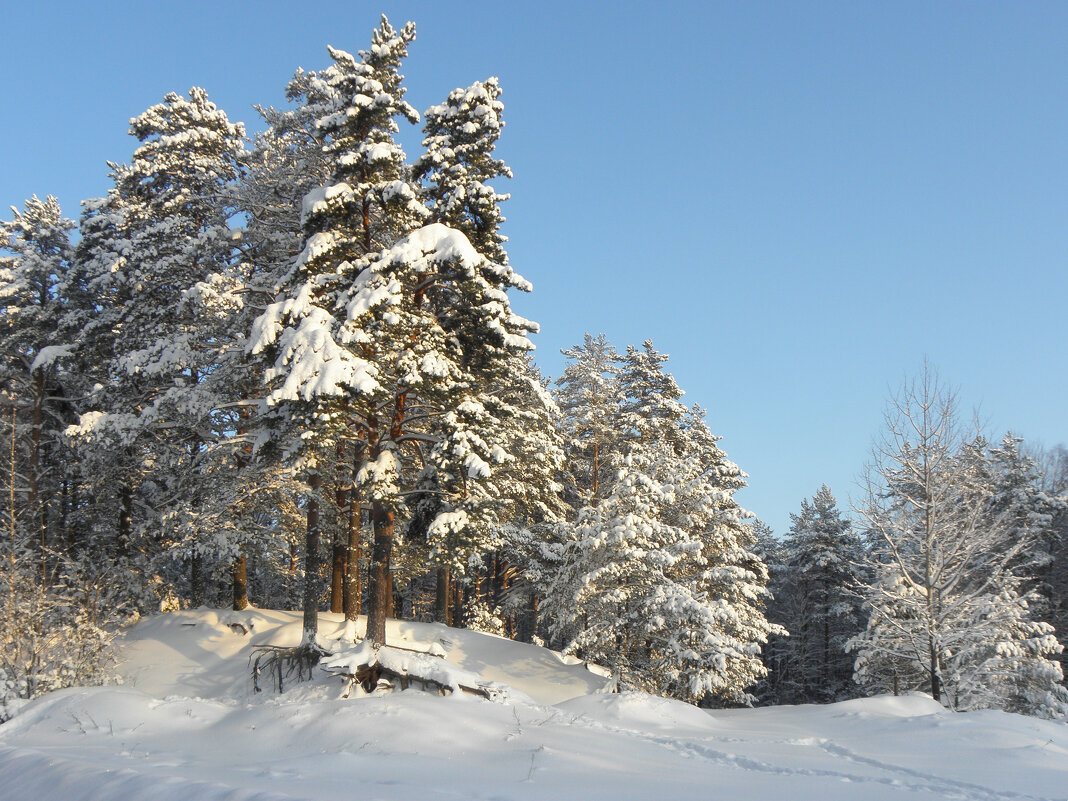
xmin=1 ymin=609 xmax=1065 ymax=800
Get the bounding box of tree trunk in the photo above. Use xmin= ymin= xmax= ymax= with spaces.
xmin=29 ymin=369 xmax=45 ymax=578
xmin=452 ymin=581 xmax=465 ymax=628
xmin=232 ymin=555 xmax=249 ymax=611
xmin=190 ymin=551 xmax=204 ymax=606
xmin=329 ymin=540 xmax=346 ymax=613
xmin=61 ymin=477 xmax=73 ymax=553
xmin=434 ymin=566 xmax=451 ymax=625
xmin=366 ymin=498 xmax=394 ymax=646
xmin=929 ymin=637 xmax=941 ymax=703
xmin=391 ymin=576 xmax=403 ymax=620
xmin=330 ymin=443 xmax=348 ymax=613
xmin=301 ymin=471 xmax=323 ymax=645
xmin=117 ymin=482 xmax=133 ymax=558
xmin=343 ymin=441 xmax=364 ymax=622
xmin=366 ymin=389 xmax=406 ymax=645
xmin=592 ymin=442 xmax=600 ymax=505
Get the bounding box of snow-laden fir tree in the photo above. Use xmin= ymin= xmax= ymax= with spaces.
xmin=985 ymin=434 xmax=1065 ymax=613
xmin=1 ymin=199 xmax=125 ymax=719
xmin=1030 ymin=443 xmax=1068 ymax=677
xmin=616 ymin=340 xmax=689 ymax=452
xmin=414 ymin=77 xmax=513 ymax=268
xmin=782 ymin=485 xmax=865 ymax=703
xmin=478 ymin=358 xmax=570 ymax=640
xmin=850 ymin=369 xmax=1068 ymax=718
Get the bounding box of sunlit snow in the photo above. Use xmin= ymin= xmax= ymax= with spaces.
xmin=1 ymin=608 xmax=1065 ymax=801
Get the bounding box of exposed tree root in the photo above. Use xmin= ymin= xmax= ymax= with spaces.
xmin=250 ymin=642 xmax=323 ymax=693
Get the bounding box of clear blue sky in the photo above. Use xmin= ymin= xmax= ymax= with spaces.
xmin=3 ymin=1 xmax=1065 ymax=534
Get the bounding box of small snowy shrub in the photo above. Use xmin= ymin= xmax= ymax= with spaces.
xmin=0 ymin=563 xmax=121 ymax=721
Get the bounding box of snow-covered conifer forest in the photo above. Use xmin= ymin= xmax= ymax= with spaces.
xmin=3 ymin=18 xmax=1068 ymax=777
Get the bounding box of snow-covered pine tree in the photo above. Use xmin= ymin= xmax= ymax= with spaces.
xmin=616 ymin=340 xmax=689 ymax=453
xmin=555 ymin=334 xmax=622 ymax=507
xmin=782 ymin=485 xmax=865 ymax=702
xmin=251 ymin=17 xmax=540 ymax=650
xmin=1029 ymin=443 xmax=1068 ymax=677
xmin=67 ymin=87 xmax=246 ymax=608
xmin=333 ymin=221 xmax=537 ymax=644
xmin=850 ymin=370 xmax=1068 ymax=718
xmin=61 ymin=170 xmax=142 ymax=574
xmin=546 ymin=342 xmax=779 ymax=704
xmin=249 ymin=18 xmax=424 ymax=647
xmin=414 ymin=77 xmax=513 ymax=268
xmin=0 ymin=196 xmax=77 ymax=576
xmin=478 ymin=359 xmax=570 ymax=640
xmin=543 ymin=444 xmax=693 ymax=690
xmin=545 ymin=433 xmax=777 ymax=703
xmin=411 ymin=78 xmax=557 ymax=630
xmin=670 ymin=403 xmax=782 ymax=704
xmin=986 ymin=434 xmax=1064 ymax=609
xmin=1 ymin=198 xmax=123 ymax=721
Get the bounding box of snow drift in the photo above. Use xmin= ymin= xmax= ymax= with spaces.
xmin=0 ymin=608 xmax=1065 ymax=800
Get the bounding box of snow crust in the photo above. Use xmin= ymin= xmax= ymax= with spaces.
xmin=1 ymin=608 xmax=1066 ymax=801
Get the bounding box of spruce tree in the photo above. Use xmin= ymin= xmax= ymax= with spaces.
xmin=782 ymin=485 xmax=865 ymax=702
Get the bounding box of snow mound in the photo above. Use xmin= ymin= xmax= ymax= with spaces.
xmin=2 ymin=608 xmax=1067 ymax=801
xmin=556 ymin=691 xmax=719 ymax=733
xmin=826 ymin=692 xmax=949 ymax=719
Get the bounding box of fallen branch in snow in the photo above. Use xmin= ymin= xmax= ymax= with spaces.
xmin=320 ymin=642 xmax=506 ymax=701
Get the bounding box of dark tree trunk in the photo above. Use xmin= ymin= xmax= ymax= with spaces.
xmin=343 ymin=440 xmax=364 ymax=622
xmin=434 ymin=566 xmax=451 ymax=625
xmin=365 ymin=390 xmax=405 ymax=645
xmin=232 ymin=555 xmax=249 ymax=610
xmin=230 ymin=408 xmax=253 ymax=611
xmin=330 ymin=540 xmax=346 ymax=613
xmin=366 ymin=498 xmax=394 ymax=646
xmin=302 ymin=471 xmax=323 ymax=644
xmin=517 ymin=592 xmax=538 ymax=643
xmin=190 ymin=552 xmax=204 ymax=607
xmin=330 ymin=443 xmax=348 ymax=613
xmin=117 ymin=482 xmax=133 ymax=558
xmin=452 ymin=582 xmax=465 ymax=629
xmin=591 ymin=442 xmax=600 ymax=504
xmin=391 ymin=577 xmax=403 ymax=620
xmin=929 ymin=638 xmax=941 ymax=703
xmin=29 ymin=369 xmax=45 ymax=577
xmin=61 ymin=477 xmax=72 ymax=553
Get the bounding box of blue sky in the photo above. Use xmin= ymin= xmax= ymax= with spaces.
xmin=3 ymin=1 xmax=1065 ymax=533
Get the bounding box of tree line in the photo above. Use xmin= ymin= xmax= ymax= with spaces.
xmin=2 ymin=15 xmax=1065 ymax=720
xmin=755 ymin=374 xmax=1068 ymax=717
